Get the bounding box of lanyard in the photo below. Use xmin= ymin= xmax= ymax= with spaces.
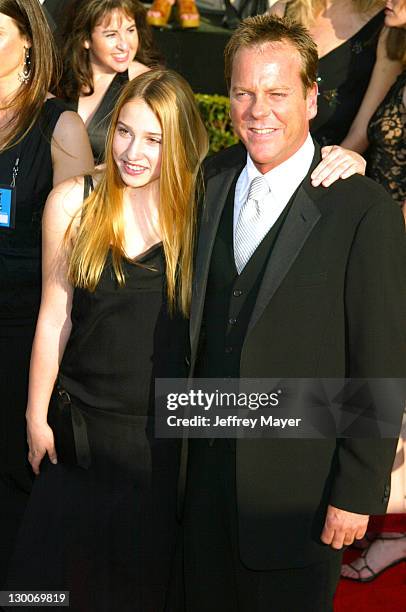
xmin=0 ymin=143 xmax=22 ymax=230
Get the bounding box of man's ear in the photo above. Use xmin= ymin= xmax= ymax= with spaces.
xmin=306 ymin=82 xmax=318 ymax=121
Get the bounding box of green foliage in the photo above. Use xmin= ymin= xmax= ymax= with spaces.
xmin=195 ymin=93 xmax=239 ymax=155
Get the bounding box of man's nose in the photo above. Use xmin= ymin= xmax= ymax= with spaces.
xmin=250 ymin=94 xmax=272 ymax=119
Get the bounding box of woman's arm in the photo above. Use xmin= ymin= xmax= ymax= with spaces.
xmin=51 ymin=111 xmax=94 ymax=186
xmin=340 ymin=28 xmax=402 ymax=153
xmin=310 ymin=145 xmax=366 ymax=187
xmin=26 ymin=178 xmax=84 ymax=474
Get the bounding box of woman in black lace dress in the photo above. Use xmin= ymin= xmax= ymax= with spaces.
xmin=7 ymin=69 xmax=208 ymax=611
xmin=0 ymin=0 xmax=93 ymax=585
xmin=59 ymin=0 xmax=161 ymax=163
xmin=367 ymin=38 xmax=405 ymax=208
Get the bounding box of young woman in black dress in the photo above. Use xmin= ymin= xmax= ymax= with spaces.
xmin=59 ymin=0 xmax=161 ymax=163
xmin=7 ymin=69 xmax=208 ymax=612
xmin=0 ymin=0 xmax=93 ymax=584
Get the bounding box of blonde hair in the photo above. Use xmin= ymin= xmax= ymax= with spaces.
xmin=284 ymin=0 xmax=384 ymax=27
xmin=224 ymin=15 xmax=319 ymax=94
xmin=0 ymin=0 xmax=60 ymax=151
xmin=386 ymin=27 xmax=406 ymax=65
xmin=67 ymin=69 xmax=208 ymax=316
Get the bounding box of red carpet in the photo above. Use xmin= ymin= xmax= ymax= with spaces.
xmin=334 ymin=515 xmax=406 ymax=612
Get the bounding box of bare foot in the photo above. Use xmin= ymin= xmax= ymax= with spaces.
xmin=341 ymin=533 xmax=406 ymax=581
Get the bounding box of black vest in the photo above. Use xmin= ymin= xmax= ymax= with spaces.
xmin=196 ymin=177 xmax=293 ymax=379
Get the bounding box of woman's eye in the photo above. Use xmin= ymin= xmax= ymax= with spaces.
xmin=118 ymin=127 xmax=129 ymax=136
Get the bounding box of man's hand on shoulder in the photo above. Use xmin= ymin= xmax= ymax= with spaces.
xmin=321 ymin=505 xmax=369 ymax=550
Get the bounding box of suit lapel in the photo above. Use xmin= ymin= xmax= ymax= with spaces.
xmin=247 ymin=184 xmax=321 ymax=336
xmin=190 ymin=167 xmax=240 ymax=361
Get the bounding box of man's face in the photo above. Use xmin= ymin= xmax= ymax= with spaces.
xmin=230 ymin=41 xmax=317 ymax=174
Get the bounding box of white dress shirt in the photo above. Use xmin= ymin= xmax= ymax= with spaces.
xmin=233 ymin=134 xmax=315 ymax=236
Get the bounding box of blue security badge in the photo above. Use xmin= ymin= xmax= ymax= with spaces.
xmin=0 ymin=185 xmax=16 ymax=229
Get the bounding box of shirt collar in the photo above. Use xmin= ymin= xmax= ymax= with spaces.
xmin=246 ymin=134 xmax=315 ymax=200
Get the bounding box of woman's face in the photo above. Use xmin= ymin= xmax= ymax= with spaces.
xmin=0 ymin=13 xmax=30 ymax=83
xmin=385 ymin=0 xmax=406 ymax=27
xmin=112 ymin=98 xmax=162 ymax=190
xmin=85 ymin=9 xmax=139 ymax=74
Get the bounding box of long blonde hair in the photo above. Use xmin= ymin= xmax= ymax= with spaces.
xmin=284 ymin=0 xmax=384 ymax=27
xmin=67 ymin=69 xmax=208 ymax=316
xmin=0 ymin=0 xmax=60 ymax=151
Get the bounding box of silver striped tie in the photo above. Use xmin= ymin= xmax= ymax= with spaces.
xmin=234 ymin=176 xmax=270 ymax=274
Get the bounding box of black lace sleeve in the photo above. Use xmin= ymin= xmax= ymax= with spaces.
xmin=367 ymin=71 xmax=406 ymax=205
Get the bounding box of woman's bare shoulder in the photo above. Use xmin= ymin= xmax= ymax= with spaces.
xmin=128 ymin=61 xmax=151 ymax=80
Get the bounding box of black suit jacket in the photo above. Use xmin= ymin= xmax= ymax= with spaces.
xmin=189 ymin=141 xmax=406 ymax=569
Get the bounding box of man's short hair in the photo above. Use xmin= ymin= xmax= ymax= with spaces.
xmin=224 ymin=14 xmax=319 ymax=95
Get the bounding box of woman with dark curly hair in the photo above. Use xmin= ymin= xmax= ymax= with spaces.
xmin=60 ymin=0 xmax=162 ymax=163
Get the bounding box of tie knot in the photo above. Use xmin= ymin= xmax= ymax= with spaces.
xmin=247 ymin=175 xmax=269 ymax=205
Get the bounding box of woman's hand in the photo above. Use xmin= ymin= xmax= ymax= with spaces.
xmin=27 ymin=418 xmax=57 ymax=475
xmin=311 ymin=145 xmax=366 ymax=188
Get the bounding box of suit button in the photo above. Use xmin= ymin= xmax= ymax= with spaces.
xmin=228 ymin=317 xmax=237 ymax=325
xmin=233 ymin=290 xmax=243 ymax=297
xmin=225 ymin=346 xmax=233 ymax=354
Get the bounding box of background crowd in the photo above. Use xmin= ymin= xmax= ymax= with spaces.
xmin=0 ymin=0 xmax=404 ymax=610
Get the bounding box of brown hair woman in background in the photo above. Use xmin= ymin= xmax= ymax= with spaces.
xmin=59 ymin=0 xmax=162 ymax=163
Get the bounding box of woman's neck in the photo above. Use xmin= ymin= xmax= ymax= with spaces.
xmin=122 ymin=182 xmax=161 ymax=255
xmin=0 ymin=72 xmax=22 ymax=109
xmin=90 ymin=57 xmax=121 ymax=84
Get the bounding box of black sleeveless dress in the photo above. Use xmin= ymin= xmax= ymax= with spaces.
xmin=6 ymin=246 xmax=185 ymax=612
xmin=367 ymin=70 xmax=406 ymax=205
xmin=310 ymin=11 xmax=384 ymax=146
xmin=0 ymin=98 xmax=66 ymax=584
xmin=66 ymin=71 xmax=129 ymax=164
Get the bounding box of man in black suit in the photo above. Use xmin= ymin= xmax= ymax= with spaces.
xmin=182 ymin=15 xmax=406 ymax=612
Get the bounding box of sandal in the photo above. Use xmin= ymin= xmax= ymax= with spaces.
xmin=341 ymin=533 xmax=406 ymax=583
xmin=147 ymin=0 xmax=174 ymax=27
xmin=176 ymin=0 xmax=200 ymax=28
